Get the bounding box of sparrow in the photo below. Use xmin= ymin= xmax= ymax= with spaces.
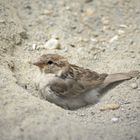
xmin=32 ymin=54 xmax=139 ymax=110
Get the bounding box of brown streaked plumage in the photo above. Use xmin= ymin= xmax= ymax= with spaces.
xmin=33 ymin=54 xmax=139 ymax=110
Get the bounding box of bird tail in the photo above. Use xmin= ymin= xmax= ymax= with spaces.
xmin=103 ymin=70 xmax=139 ymax=88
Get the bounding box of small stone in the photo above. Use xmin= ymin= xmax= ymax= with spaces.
xmin=32 ymin=44 xmax=37 ymax=50
xmin=79 ymin=113 xmax=86 ymax=117
xmin=65 ymin=6 xmax=71 ymax=10
xmin=100 ymin=103 xmax=120 ymax=111
xmin=100 ymin=47 xmax=105 ymax=52
xmin=41 ymin=10 xmax=52 ymax=15
xmin=14 ymin=34 xmax=22 ymax=45
xmin=8 ymin=61 xmax=15 ymax=71
xmin=101 ymin=17 xmax=109 ymax=25
xmin=130 ymin=41 xmax=134 ymax=45
xmin=0 ymin=20 xmax=5 ymax=23
xmin=36 ymin=46 xmax=40 ymax=50
xmin=93 ymin=32 xmax=99 ymax=37
xmin=77 ymin=47 xmax=83 ymax=53
xmin=90 ymin=112 xmax=95 ymax=115
xmin=119 ymin=24 xmax=128 ymax=28
xmin=44 ymin=38 xmax=61 ymax=49
xmin=71 ymin=24 xmax=76 ymax=30
xmin=79 ymin=38 xmax=89 ymax=42
xmin=123 ymin=101 xmax=131 ymax=104
xmin=131 ymin=54 xmax=135 ymax=58
xmin=90 ymin=38 xmax=98 ymax=42
xmin=94 ymin=55 xmax=97 ymax=60
xmin=83 ymin=38 xmax=89 ymax=42
xmin=70 ymin=44 xmax=75 ymax=47
xmin=20 ymin=31 xmax=28 ymax=39
xmin=84 ymin=8 xmax=94 ymax=16
xmin=111 ymin=117 xmax=119 ymax=122
xmin=118 ymin=29 xmax=125 ymax=35
xmin=109 ymin=35 xmax=118 ymax=43
xmin=102 ymin=25 xmax=110 ymax=31
xmin=63 ymin=47 xmax=68 ymax=52
xmin=130 ymin=83 xmax=138 ymax=89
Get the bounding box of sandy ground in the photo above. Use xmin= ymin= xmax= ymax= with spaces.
xmin=0 ymin=0 xmax=140 ymax=140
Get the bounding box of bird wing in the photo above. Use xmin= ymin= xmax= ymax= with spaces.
xmin=49 ymin=79 xmax=69 ymax=96
xmin=49 ymin=77 xmax=85 ymax=97
xmin=50 ymin=65 xmax=108 ymax=97
xmin=68 ymin=64 xmax=108 ymax=89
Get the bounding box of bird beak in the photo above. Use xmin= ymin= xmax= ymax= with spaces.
xmin=32 ymin=61 xmax=45 ymax=68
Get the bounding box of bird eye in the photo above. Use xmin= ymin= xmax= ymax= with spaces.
xmin=47 ymin=60 xmax=53 ymax=65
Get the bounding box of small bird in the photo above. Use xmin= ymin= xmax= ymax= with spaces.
xmin=32 ymin=54 xmax=139 ymax=110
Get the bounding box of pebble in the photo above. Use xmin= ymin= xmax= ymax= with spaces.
xmin=14 ymin=34 xmax=22 ymax=45
xmin=111 ymin=117 xmax=119 ymax=122
xmin=94 ymin=55 xmax=97 ymax=60
xmin=103 ymin=25 xmax=110 ymax=31
xmin=79 ymin=113 xmax=86 ymax=117
xmin=130 ymin=83 xmax=138 ymax=89
xmin=78 ymin=38 xmax=89 ymax=42
xmin=83 ymin=8 xmax=94 ymax=16
xmin=100 ymin=103 xmax=120 ymax=111
xmin=101 ymin=17 xmax=109 ymax=25
xmin=109 ymin=35 xmax=118 ymax=43
xmin=119 ymin=24 xmax=128 ymax=28
xmin=118 ymin=29 xmax=125 ymax=35
xmin=41 ymin=10 xmax=52 ymax=15
xmin=90 ymin=38 xmax=98 ymax=42
xmin=77 ymin=47 xmax=83 ymax=53
xmin=20 ymin=31 xmax=28 ymax=39
xmin=130 ymin=54 xmax=136 ymax=58
xmin=63 ymin=47 xmax=68 ymax=52
xmin=65 ymin=6 xmax=71 ymax=10
xmin=32 ymin=44 xmax=37 ymax=50
xmin=69 ymin=44 xmax=76 ymax=47
xmin=44 ymin=38 xmax=61 ymax=49
xmin=0 ymin=20 xmax=5 ymax=23
xmin=90 ymin=112 xmax=95 ymax=115
xmin=83 ymin=38 xmax=89 ymax=42
xmin=101 ymin=48 xmax=105 ymax=52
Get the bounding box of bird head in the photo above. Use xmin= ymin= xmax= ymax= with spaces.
xmin=32 ymin=54 xmax=69 ymax=75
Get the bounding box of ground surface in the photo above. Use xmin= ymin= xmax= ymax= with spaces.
xmin=0 ymin=0 xmax=140 ymax=140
